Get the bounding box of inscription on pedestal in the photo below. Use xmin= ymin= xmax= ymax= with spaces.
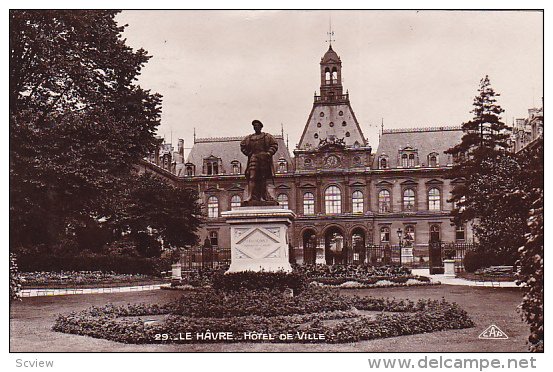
xmin=236 ymin=228 xmax=280 ymax=259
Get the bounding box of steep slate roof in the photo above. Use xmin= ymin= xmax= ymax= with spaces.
xmin=186 ymin=135 xmax=292 ymax=175
xmin=373 ymin=126 xmax=463 ymax=168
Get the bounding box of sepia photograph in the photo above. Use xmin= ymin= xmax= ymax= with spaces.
xmin=8 ymin=8 xmax=544 ymax=363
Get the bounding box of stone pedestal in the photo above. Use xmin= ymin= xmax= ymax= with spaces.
xmin=171 ymin=262 xmax=182 ymax=280
xmin=222 ymin=206 xmax=295 ymax=273
xmin=443 ymin=259 xmax=456 ymax=278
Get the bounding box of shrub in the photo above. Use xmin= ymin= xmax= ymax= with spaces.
xmin=212 ymin=270 xmax=307 ymax=293
xmin=463 ymin=250 xmax=487 ymax=272
xmin=10 ymin=253 xmax=22 ymax=302
xmin=16 ymin=254 xmax=171 ymax=276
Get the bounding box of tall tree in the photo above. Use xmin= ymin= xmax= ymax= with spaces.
xmin=446 ymin=76 xmax=521 ymax=265
xmin=10 ymin=10 xmax=162 ymax=252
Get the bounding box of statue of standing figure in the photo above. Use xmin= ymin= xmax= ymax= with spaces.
xmin=240 ymin=120 xmax=279 ymax=206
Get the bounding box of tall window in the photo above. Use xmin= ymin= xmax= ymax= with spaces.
xmin=277 ymin=160 xmax=287 ymax=173
xmin=380 ymin=227 xmax=390 ymax=243
xmin=380 ymin=157 xmax=388 ymax=169
xmin=332 ymin=67 xmax=338 ymax=83
xmin=303 ymin=192 xmax=315 ymax=215
xmin=378 ymin=189 xmax=391 ymax=213
xmin=430 ymin=224 xmax=441 ymax=242
xmin=429 ymin=155 xmax=438 ymax=167
xmin=186 ymin=165 xmax=194 ymax=176
xmin=428 ymin=188 xmax=441 ymax=211
xmin=403 ymin=189 xmax=416 ymax=211
xmin=352 ymin=190 xmax=364 ymax=214
xmin=209 ymin=231 xmax=218 ymax=247
xmin=456 ymin=224 xmax=466 ymax=241
xmin=206 ymin=160 xmax=218 ymax=175
xmin=231 ymin=161 xmax=240 ymax=175
xmin=405 ymin=225 xmax=415 ymax=246
xmin=230 ymin=195 xmax=241 ymax=210
xmin=401 ymin=154 xmax=408 ymax=167
xmin=408 ymin=154 xmax=415 ymax=167
xmin=325 ymin=68 xmax=331 ymax=84
xmin=325 ymin=186 xmax=341 ymax=214
xmin=207 ymin=196 xmax=219 ymax=218
xmin=277 ymin=193 xmax=289 ymax=209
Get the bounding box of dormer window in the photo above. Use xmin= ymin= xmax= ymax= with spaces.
xmin=379 ymin=156 xmax=388 ymax=169
xmin=185 ymin=164 xmax=195 ymax=177
xmin=428 ymin=152 xmax=439 ymax=167
xmin=204 ymin=156 xmax=220 ymax=175
xmin=399 ymin=147 xmax=418 ymax=168
xmin=230 ymin=160 xmax=241 ymax=175
xmin=277 ymin=159 xmax=288 ymax=173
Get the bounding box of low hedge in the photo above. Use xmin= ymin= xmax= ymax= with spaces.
xmin=17 ymin=254 xmax=171 ymax=276
xmin=211 ymin=271 xmax=307 ymax=293
xmin=53 ymin=288 xmax=474 ymax=344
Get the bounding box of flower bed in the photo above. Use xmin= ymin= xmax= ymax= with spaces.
xmin=53 ymin=287 xmax=473 ymax=344
xmin=311 ymin=275 xmax=437 ymax=289
xmin=293 ymin=264 xmax=412 ymax=279
xmin=20 ymin=271 xmax=164 ymax=288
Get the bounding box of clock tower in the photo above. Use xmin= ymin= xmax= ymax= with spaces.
xmin=297 ymin=44 xmax=368 ymax=151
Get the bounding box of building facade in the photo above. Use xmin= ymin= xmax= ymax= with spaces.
xmin=140 ymin=45 xmax=474 ymax=264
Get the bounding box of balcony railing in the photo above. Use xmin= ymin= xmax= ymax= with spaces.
xmin=314 ymin=93 xmax=349 ymax=103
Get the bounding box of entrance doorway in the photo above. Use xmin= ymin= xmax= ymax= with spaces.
xmin=302 ymin=229 xmax=317 ymax=264
xmin=325 ymin=227 xmax=345 ymax=265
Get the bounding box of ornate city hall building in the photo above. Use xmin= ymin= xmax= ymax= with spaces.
xmin=140 ymin=44 xmax=474 ymax=265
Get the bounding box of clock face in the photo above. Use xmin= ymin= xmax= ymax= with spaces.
xmin=326 ymin=155 xmax=339 ymax=167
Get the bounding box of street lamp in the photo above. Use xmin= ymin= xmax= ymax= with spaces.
xmin=397 ymin=228 xmax=403 ymax=266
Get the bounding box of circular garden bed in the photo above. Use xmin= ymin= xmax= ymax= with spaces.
xmin=53 ymin=287 xmax=473 ymax=344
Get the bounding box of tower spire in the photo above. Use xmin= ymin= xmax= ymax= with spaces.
xmin=326 ymin=16 xmax=335 ymax=47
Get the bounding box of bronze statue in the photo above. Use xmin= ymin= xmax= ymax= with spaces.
xmin=240 ymin=120 xmax=279 ymax=206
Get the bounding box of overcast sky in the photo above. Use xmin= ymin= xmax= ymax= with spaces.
xmin=116 ymin=10 xmax=543 ymax=153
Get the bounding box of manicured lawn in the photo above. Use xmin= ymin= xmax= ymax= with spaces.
xmin=10 ymin=285 xmax=530 ymax=352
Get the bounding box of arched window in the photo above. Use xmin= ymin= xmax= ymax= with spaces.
xmin=380 ymin=157 xmax=388 ymax=169
xmin=378 ymin=189 xmax=391 ymax=213
xmin=325 ymin=68 xmax=331 ymax=84
xmin=303 ymin=192 xmax=315 ymax=215
xmin=456 ymin=224 xmax=465 ymax=241
xmin=277 ymin=193 xmax=289 ymax=209
xmin=380 ymin=227 xmax=390 ymax=243
xmin=352 ymin=190 xmax=364 ymax=214
xmin=408 ymin=154 xmax=415 ymax=167
xmin=230 ymin=195 xmax=241 ymax=210
xmin=331 ymin=67 xmax=338 ymax=83
xmin=209 ymin=231 xmax=218 ymax=247
xmin=428 ymin=188 xmax=441 ymax=211
xmin=325 ymin=186 xmax=341 ymax=214
xmin=400 ymin=154 xmax=407 ymax=168
xmin=405 ymin=225 xmax=415 ymax=246
xmin=403 ymin=188 xmax=416 ymax=211
xmin=207 ymin=196 xmax=219 ymax=218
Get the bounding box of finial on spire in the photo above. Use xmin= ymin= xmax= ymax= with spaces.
xmin=193 ymin=127 xmax=196 ymax=143
xmin=326 ymin=16 xmax=335 ymax=47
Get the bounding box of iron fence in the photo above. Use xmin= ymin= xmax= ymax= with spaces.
xmin=179 ymin=247 xmax=231 ymax=270
xmin=179 ymin=243 xmax=474 ymax=272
